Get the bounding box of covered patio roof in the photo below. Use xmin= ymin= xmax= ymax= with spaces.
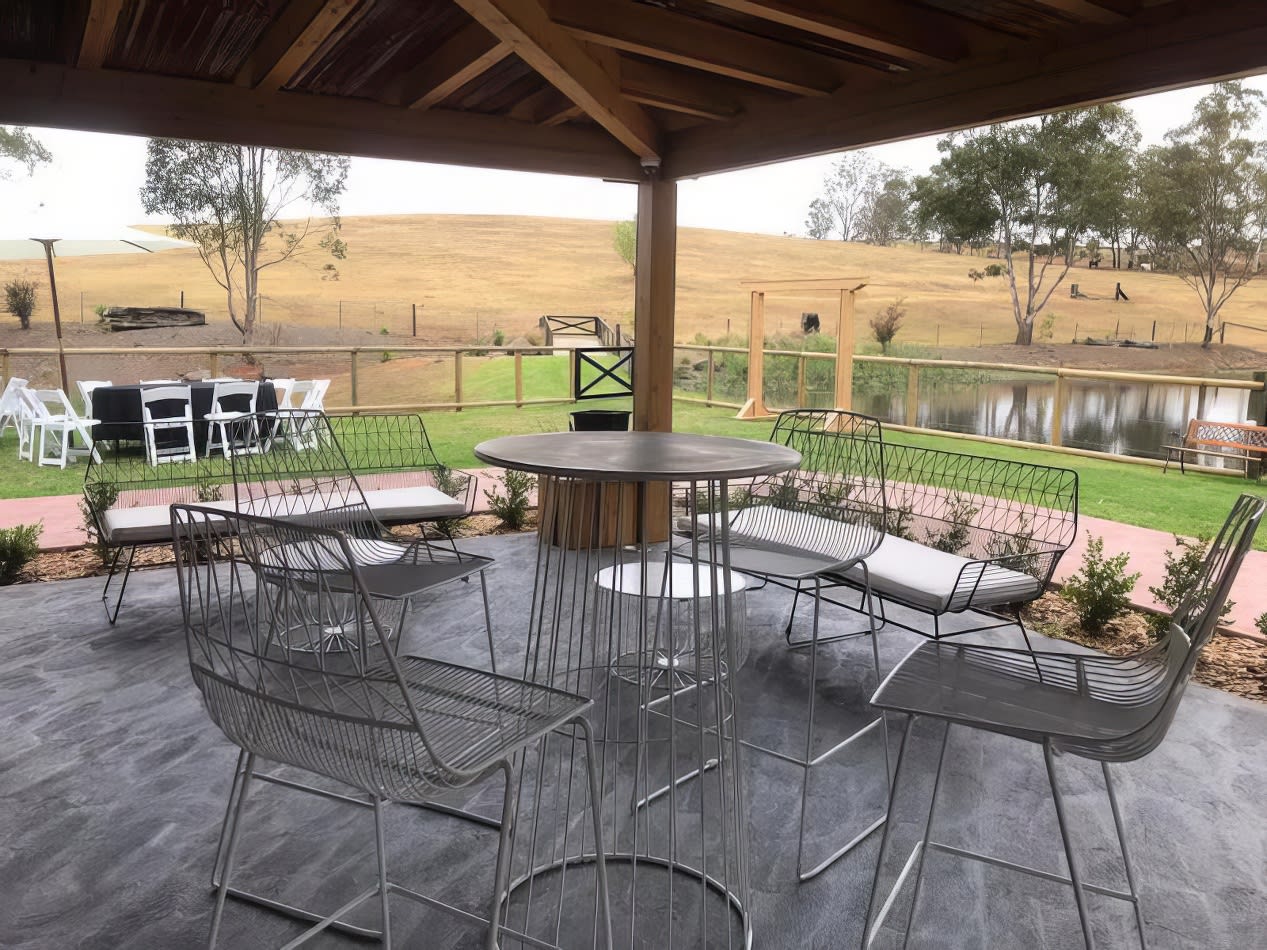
xmin=4 ymin=1 xmax=1267 ymax=429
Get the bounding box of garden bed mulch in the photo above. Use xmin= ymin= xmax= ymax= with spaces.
xmin=14 ymin=536 xmax=1263 ymax=705
xmin=1024 ymin=592 xmax=1267 ymax=703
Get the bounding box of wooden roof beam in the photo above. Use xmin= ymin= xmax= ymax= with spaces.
xmin=1032 ymin=1 xmax=1129 ymax=24
xmin=0 ymin=57 xmax=642 ymax=181
xmin=390 ymin=23 xmax=513 ymax=109
xmin=619 ymin=60 xmax=745 ymax=121
xmin=703 ymin=1 xmax=968 ymax=67
xmin=235 ymin=0 xmax=362 ymax=92
xmin=665 ymin=0 xmax=1267 ymax=177
xmin=547 ymin=0 xmax=856 ymax=96
xmin=453 ymin=0 xmax=662 ymax=161
xmin=77 ymin=0 xmax=125 ymax=69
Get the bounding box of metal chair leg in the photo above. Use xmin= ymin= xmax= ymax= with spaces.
xmin=487 ymin=763 xmax=517 ymax=950
xmin=208 ymin=753 xmax=256 ymax=949
xmin=862 ymin=714 xmax=916 ymax=950
xmin=1102 ymin=762 xmax=1148 ymax=950
xmin=579 ymin=718 xmax=614 ymax=950
xmin=1045 ymin=741 xmax=1096 ymax=950
xmin=374 ymin=798 xmax=392 ymax=949
xmin=102 ymin=545 xmax=136 ymax=625
xmin=900 ymin=721 xmax=952 ymax=950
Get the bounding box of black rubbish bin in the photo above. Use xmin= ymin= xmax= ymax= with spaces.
xmin=569 ymin=409 xmax=631 ymax=431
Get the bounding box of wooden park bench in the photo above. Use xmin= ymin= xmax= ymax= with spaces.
xmin=1163 ymin=419 xmax=1267 ymax=479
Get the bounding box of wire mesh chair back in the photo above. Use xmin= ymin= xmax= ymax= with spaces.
xmin=171 ymin=504 xmax=473 ymax=797
xmin=880 ymin=441 xmax=1078 ymax=589
xmin=731 ymin=408 xmax=887 ymax=568
xmin=1064 ymin=492 xmax=1266 ymax=762
xmin=228 ymin=410 xmax=379 ymax=538
xmin=83 ymin=444 xmax=235 ymax=541
xmin=320 ymin=412 xmax=472 ymax=501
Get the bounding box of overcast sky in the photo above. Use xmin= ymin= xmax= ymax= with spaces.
xmin=4 ymin=76 xmax=1266 ymax=239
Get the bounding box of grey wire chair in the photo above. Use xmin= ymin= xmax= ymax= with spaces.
xmin=171 ymin=504 xmax=612 ymax=950
xmin=860 ymin=492 xmax=1266 ymax=950
xmin=227 ymin=410 xmax=496 ymax=662
xmin=679 ymin=408 xmax=890 ymax=880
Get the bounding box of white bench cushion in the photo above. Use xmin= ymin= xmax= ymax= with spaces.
xmin=836 ymin=533 xmax=1040 ymax=613
xmin=102 ymin=499 xmax=236 ymax=546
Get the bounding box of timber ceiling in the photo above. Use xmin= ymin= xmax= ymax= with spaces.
xmin=2 ymin=0 xmax=1267 ymax=182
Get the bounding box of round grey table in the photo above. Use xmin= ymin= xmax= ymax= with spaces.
xmin=475 ymin=431 xmax=800 ymax=950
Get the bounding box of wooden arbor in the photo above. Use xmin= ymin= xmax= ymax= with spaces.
xmin=737 ymin=278 xmax=868 ymax=420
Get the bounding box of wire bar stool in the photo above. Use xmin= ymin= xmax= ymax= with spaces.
xmin=171 ymin=504 xmax=612 ymax=949
xmin=860 ymin=493 xmax=1265 ymax=949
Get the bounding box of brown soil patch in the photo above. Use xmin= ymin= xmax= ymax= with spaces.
xmin=1024 ymin=591 xmax=1266 ymax=703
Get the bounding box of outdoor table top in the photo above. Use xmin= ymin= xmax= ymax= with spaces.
xmin=474 ymin=430 xmax=801 ymax=482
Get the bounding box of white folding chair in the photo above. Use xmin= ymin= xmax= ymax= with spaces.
xmin=269 ymin=377 xmax=296 ymax=410
xmin=140 ymin=385 xmax=197 ymax=466
xmin=140 ymin=379 xmax=180 ymax=384
xmin=205 ymin=380 xmax=260 ymax=459
xmin=30 ymin=388 xmax=99 ymax=468
xmin=304 ymin=378 xmax=330 ymax=412
xmin=76 ymin=379 xmax=112 ymax=417
xmin=280 ymin=379 xmax=329 ymax=451
xmin=0 ymin=377 xmax=30 ymax=440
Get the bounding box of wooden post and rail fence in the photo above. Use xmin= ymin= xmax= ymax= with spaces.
xmin=2 ymin=343 xmax=1263 ymax=468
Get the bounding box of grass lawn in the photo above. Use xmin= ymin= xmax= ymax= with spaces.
xmin=1 ymin=404 xmax=1261 ymax=549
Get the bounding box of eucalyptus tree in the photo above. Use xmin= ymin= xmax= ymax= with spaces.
xmin=923 ymin=104 xmax=1139 ymax=344
xmin=140 ymin=140 xmax=350 ymax=339
xmin=1137 ymin=82 xmax=1266 ymax=346
xmin=0 ymin=126 xmax=51 ymax=179
xmin=908 ymin=165 xmax=995 ymax=255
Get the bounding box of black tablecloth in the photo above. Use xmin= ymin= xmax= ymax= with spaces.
xmin=92 ymin=381 xmax=277 ymax=452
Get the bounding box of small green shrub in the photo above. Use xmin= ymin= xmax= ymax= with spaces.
xmin=430 ymin=464 xmax=471 ymax=537
xmin=1255 ymin=612 xmax=1267 ymax=637
xmin=379 ymin=326 xmax=390 ymax=335
xmin=886 ymin=503 xmax=917 ymax=541
xmin=0 ymin=522 xmax=42 ymax=584
xmin=984 ymin=262 xmax=1006 ymax=278
xmin=4 ymin=278 xmax=37 ymax=330
xmin=380 ymin=351 xmax=392 ymax=363
xmin=986 ymin=516 xmax=1037 ymax=571
xmin=81 ymin=479 xmax=120 ymax=567
xmin=484 ymin=469 xmax=536 ymax=531
xmin=1060 ymin=534 xmax=1140 ymax=632
xmin=924 ymin=492 xmax=978 ymax=554
xmin=195 ymin=478 xmax=224 ymax=504
xmin=492 ymin=329 xmax=506 ymax=347
xmin=1147 ymin=536 xmax=1234 ymax=636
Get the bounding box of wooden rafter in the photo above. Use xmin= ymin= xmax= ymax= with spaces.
xmin=0 ymin=57 xmax=642 ymax=181
xmin=548 ymin=0 xmax=856 ymax=96
xmin=390 ymin=23 xmax=513 ymax=109
xmin=620 ymin=60 xmax=745 ymax=120
xmin=1031 ymin=0 xmax=1129 ymax=24
xmin=453 ymin=0 xmax=662 ymax=160
xmin=77 ymin=0 xmax=124 ymax=69
xmin=666 ymin=0 xmax=1267 ymax=177
xmin=235 ymin=0 xmax=361 ymax=92
xmin=703 ymin=0 xmax=967 ymax=66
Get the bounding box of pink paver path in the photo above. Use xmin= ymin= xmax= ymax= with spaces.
xmin=2 ymin=479 xmax=1263 ymax=638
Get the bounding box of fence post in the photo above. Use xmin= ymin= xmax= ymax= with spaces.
xmin=706 ymin=348 xmax=715 ymax=406
xmin=515 ymin=352 xmax=524 ymax=407
xmin=350 ymin=349 xmax=359 ymax=406
xmin=568 ymin=350 xmax=577 ymax=401
xmin=453 ymin=350 xmax=464 ymax=410
xmin=905 ymin=364 xmax=920 ymax=427
xmin=208 ymin=352 xmax=219 ymax=379
xmin=796 ymin=355 xmax=807 ymax=408
xmin=1 ymin=351 xmax=9 ymax=388
xmin=1249 ymin=372 xmax=1267 ymax=425
xmin=412 ymin=303 xmax=417 ymax=337
xmin=1051 ymin=373 xmax=1066 ymax=447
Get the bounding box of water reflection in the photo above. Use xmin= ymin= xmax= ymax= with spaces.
xmin=853 ymin=376 xmax=1254 ymax=463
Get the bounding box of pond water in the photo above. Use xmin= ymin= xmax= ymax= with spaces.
xmin=852 ymin=376 xmax=1257 ymax=464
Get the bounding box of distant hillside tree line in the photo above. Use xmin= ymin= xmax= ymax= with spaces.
xmin=805 ymin=82 xmax=1267 ymax=347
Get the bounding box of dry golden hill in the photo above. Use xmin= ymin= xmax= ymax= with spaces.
xmin=3 ymin=213 xmax=1267 ymax=351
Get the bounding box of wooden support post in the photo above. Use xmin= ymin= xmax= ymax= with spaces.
xmin=737 ymin=290 xmax=767 ymax=418
xmin=208 ymin=352 xmax=219 ymax=379
xmin=905 ymin=364 xmax=920 ymax=428
xmin=515 ymin=351 xmax=524 ymax=407
xmin=1249 ymin=371 xmax=1266 ymax=425
xmin=568 ymin=349 xmax=577 ymax=401
xmin=834 ymin=287 xmax=855 ymax=411
xmin=454 ymin=350 xmax=463 ymax=411
xmin=797 ymin=355 xmax=807 ymax=408
xmin=350 ymin=349 xmax=359 ymax=406
xmin=706 ymin=349 xmax=715 ymax=405
xmin=633 ymin=171 xmax=677 ymax=434
xmin=1 ymin=352 xmax=9 ymax=388
xmin=1051 ymin=374 xmax=1066 ymax=447
xmin=412 ymin=303 xmax=417 ymax=337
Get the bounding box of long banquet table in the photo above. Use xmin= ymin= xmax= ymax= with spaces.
xmin=475 ymin=430 xmax=800 ymax=950
xmin=91 ymin=380 xmax=277 ymax=453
